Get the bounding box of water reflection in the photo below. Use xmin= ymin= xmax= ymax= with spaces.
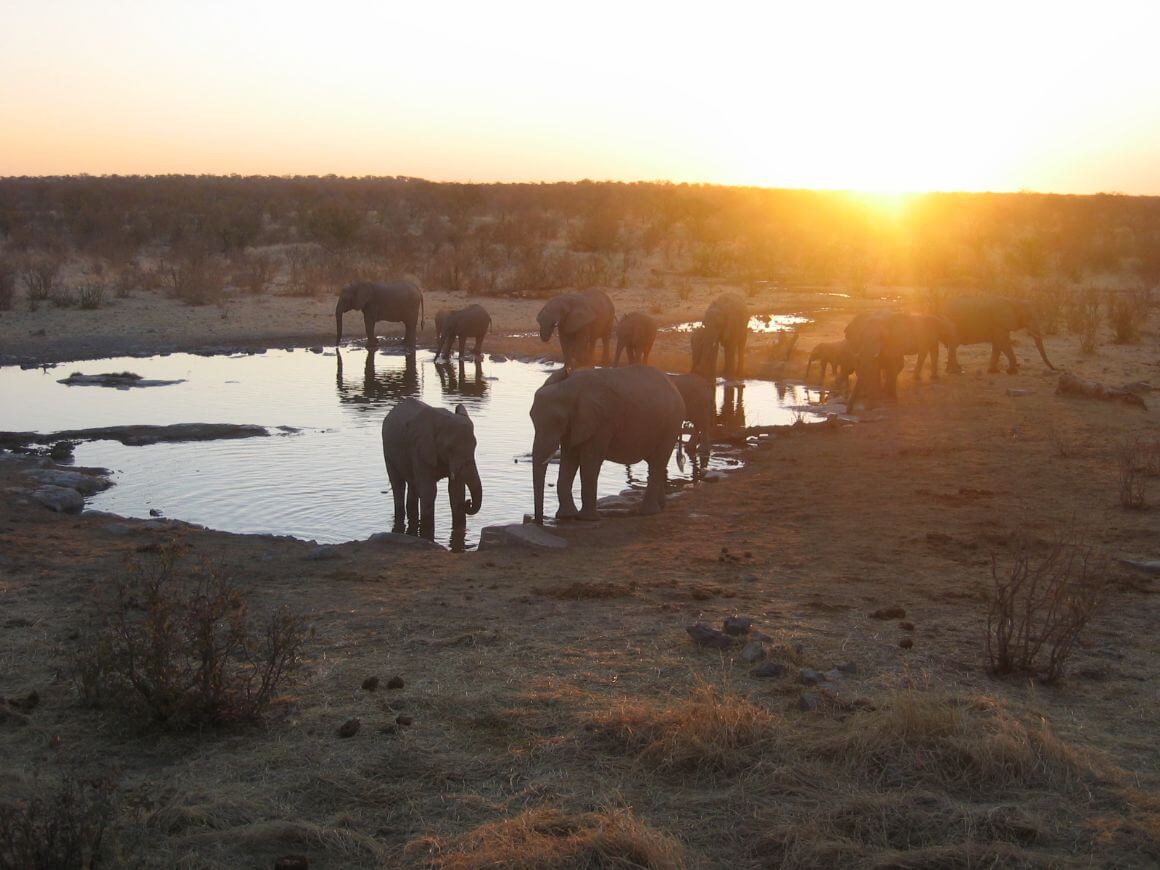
xmin=719 ymin=384 xmax=747 ymax=430
xmin=335 ymin=348 xmax=419 ymax=406
xmin=434 ymin=359 xmax=490 ymax=402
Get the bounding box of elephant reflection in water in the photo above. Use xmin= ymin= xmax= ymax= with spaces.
xmin=718 ymin=383 xmax=746 ymax=431
xmin=434 ymin=359 xmax=489 ymax=402
xmin=335 ymin=348 xmax=419 ymax=406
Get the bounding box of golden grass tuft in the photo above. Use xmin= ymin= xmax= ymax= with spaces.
xmin=589 ymin=684 xmax=781 ymax=777
xmin=405 ymin=807 xmax=685 ymax=869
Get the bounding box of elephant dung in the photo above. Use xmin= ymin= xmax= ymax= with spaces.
xmin=477 ymin=523 xmax=567 ymax=550
xmin=31 ymin=485 xmax=84 ymax=514
xmin=686 ymin=623 xmax=735 ymax=650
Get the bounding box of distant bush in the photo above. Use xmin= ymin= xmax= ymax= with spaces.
xmin=76 ymin=544 xmax=307 ymax=729
xmin=77 ymin=283 xmax=105 ymax=310
xmin=161 ymin=247 xmax=225 ymax=306
xmin=1109 ymin=291 xmax=1148 ymax=344
xmin=236 ymin=251 xmax=278 ymax=295
xmin=21 ymin=252 xmax=64 ymax=307
xmin=0 ymin=258 xmax=15 ymax=310
xmin=112 ymin=263 xmax=142 ymax=298
xmin=986 ymin=536 xmax=1109 ymax=683
xmin=675 ymin=279 xmax=693 ymax=302
xmin=1117 ymin=436 xmax=1159 ymax=509
xmin=0 ymin=776 xmax=113 ymax=870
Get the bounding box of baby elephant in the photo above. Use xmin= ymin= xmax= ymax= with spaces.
xmin=381 ymin=398 xmax=483 ymax=539
xmin=614 ymin=312 xmax=658 ymax=366
xmin=668 ymin=372 xmax=714 ymax=458
xmin=436 ymin=304 xmax=491 ymax=360
xmin=805 ymin=340 xmax=853 ymax=387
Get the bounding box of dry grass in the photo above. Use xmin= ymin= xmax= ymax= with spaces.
xmin=405 ymin=807 xmax=685 ymax=869
xmin=1118 ymin=436 xmax=1159 ymax=509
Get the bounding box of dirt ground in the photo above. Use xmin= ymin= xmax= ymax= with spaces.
xmin=1 ymin=282 xmax=1159 ymax=868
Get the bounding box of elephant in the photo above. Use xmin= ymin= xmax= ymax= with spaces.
xmin=844 ymin=311 xmax=958 ymax=411
xmin=435 ymin=303 xmax=491 ymax=360
xmin=529 ymin=365 xmax=684 ymax=523
xmin=335 ymin=280 xmax=425 ymax=348
xmin=433 ymin=308 xmax=453 ymax=346
xmin=942 ymin=296 xmax=1056 ymax=374
xmin=667 ymin=372 xmax=714 ymax=459
xmin=691 ymin=292 xmax=749 ymax=379
xmin=381 ymin=398 xmax=482 ymax=540
xmin=537 ymin=288 xmax=615 ymax=369
xmin=804 ymin=339 xmax=853 ymax=387
xmin=613 ymin=312 xmax=658 ymax=365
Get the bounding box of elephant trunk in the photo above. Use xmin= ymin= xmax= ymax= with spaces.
xmin=532 ymin=459 xmax=548 ymax=524
xmin=462 ymin=461 xmax=482 ymax=515
xmin=334 ymin=301 xmax=346 ymax=345
xmin=1030 ymin=331 xmax=1056 ymax=370
xmin=539 ymin=320 xmax=554 ymax=343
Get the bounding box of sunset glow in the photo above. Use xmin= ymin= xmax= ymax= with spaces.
xmin=2 ymin=1 xmax=1160 ymax=193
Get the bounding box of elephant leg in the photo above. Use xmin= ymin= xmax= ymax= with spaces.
xmin=930 ymin=343 xmax=941 ymax=379
xmin=386 ymin=466 xmax=406 ymax=533
xmin=639 ymin=455 xmax=668 ymax=515
xmin=613 ymin=341 xmax=624 ymax=367
xmin=601 ymin=334 xmax=611 ymax=366
xmin=458 ymin=334 xmax=467 ymax=359
xmin=1000 ymin=338 xmax=1018 ymax=373
xmin=555 ymin=446 xmax=580 ymax=518
xmin=364 ymin=313 xmax=377 ymax=347
xmin=474 ymin=335 xmax=483 ymax=357
xmin=988 ymin=342 xmax=1002 ymax=373
xmin=418 ymin=479 xmax=438 ymax=539
xmin=914 ymin=349 xmax=927 ymax=379
xmin=736 ymin=334 xmax=747 ymax=378
xmin=946 ymin=344 xmax=962 ymax=374
xmin=577 ymin=447 xmax=603 ymax=520
xmin=404 ymin=319 xmax=417 ymax=348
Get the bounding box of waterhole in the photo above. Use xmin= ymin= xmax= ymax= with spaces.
xmin=1 ymin=348 xmax=826 ymax=549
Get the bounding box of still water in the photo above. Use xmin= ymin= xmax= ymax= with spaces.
xmin=1 ymin=348 xmax=825 ymax=548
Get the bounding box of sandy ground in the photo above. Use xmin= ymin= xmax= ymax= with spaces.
xmin=2 ymin=282 xmax=1159 ymax=867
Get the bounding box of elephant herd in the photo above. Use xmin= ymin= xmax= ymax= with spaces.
xmin=806 ymin=296 xmax=1057 ymax=411
xmin=333 ymin=279 xmax=747 ymax=540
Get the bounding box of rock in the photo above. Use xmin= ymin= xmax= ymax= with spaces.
xmin=490 ymin=354 xmax=508 ymax=363
xmin=740 ymin=640 xmax=766 ymax=663
xmin=751 ymin=630 xmax=772 ymax=642
xmin=870 ymin=606 xmax=907 ymax=620
xmin=899 ymin=638 xmax=914 ymax=649
xmin=309 ymin=346 xmax=323 ymax=354
xmin=1119 ymin=558 xmax=1160 ymax=576
xmin=686 ymin=623 xmax=735 ymax=649
xmin=799 ymin=668 xmax=824 ymax=686
xmin=594 ymin=494 xmax=639 ymax=511
xmin=337 ymin=718 xmax=361 ymax=738
xmin=798 ymin=692 xmax=822 ymax=712
xmin=899 ymin=621 xmax=915 ymax=631
xmin=825 ymin=669 xmax=843 ymax=682
xmin=477 ymin=523 xmax=567 ymax=550
xmin=395 ymin=714 xmax=413 ymax=727
xmin=32 ymin=485 xmax=84 ymax=513
xmin=23 ymin=468 xmax=111 ymax=495
xmin=387 ymin=675 xmax=405 ymax=690
xmin=103 ymin=523 xmax=133 ymax=537
xmin=57 ymin=371 xmax=185 ymax=388
xmin=306 ymin=545 xmax=341 ymax=561
xmin=751 ymin=661 xmax=786 ymax=679
xmin=148 ymin=508 xmax=163 ymax=518
xmin=723 ymin=616 xmax=753 ymax=636
xmin=742 ymin=573 xmax=760 ymax=583
xmin=0 ymin=423 xmax=269 ymax=448
xmin=835 ymin=661 xmax=858 ymax=675
xmin=361 ymin=676 xmax=379 ymax=692
xmin=48 ymin=441 xmax=76 ymax=460
xmin=274 ymin=855 xmax=310 ymax=870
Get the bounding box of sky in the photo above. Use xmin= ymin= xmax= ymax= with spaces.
xmin=2 ymin=1 xmax=1159 ymax=194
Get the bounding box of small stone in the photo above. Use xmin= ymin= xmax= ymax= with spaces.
xmin=751 ymin=630 xmax=772 ymax=642
xmin=798 ymin=692 xmax=821 ymax=712
xmin=490 ymin=354 xmax=508 ymax=363
xmin=686 ymin=623 xmax=735 ymax=649
xmin=148 ymin=508 xmax=163 ymax=517
xmin=274 ymin=856 xmax=310 ymax=870
xmin=870 ymin=606 xmax=906 ymax=620
xmin=799 ymin=668 xmax=824 ymax=686
xmin=306 ymin=545 xmax=341 ymax=561
xmin=337 ymin=718 xmax=361 ymax=738
xmin=899 ymin=621 xmax=915 ymax=631
xmin=825 ymin=669 xmax=843 ymax=682
xmin=386 ymin=675 xmax=405 ymax=690
xmin=361 ymin=676 xmax=379 ymax=692
xmin=740 ymin=640 xmax=766 ymax=663
xmin=835 ymin=661 xmax=858 ymax=675
xmin=750 ymin=661 xmax=786 ymax=679
xmin=723 ymin=616 xmax=753 ymax=636
xmin=395 ymin=715 xmax=413 ymax=727
xmin=899 ymin=637 xmax=914 ymax=649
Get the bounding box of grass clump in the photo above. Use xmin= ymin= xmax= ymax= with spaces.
xmin=405 ymin=807 xmax=685 ymax=869
xmin=589 ymin=683 xmax=781 ymax=777
xmin=0 ymin=777 xmax=113 ymax=870
xmin=75 ymin=543 xmax=307 ymax=729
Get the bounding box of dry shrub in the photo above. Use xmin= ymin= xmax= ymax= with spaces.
xmin=1118 ymin=436 xmax=1160 ymax=509
xmin=674 ymin=278 xmax=693 ymax=302
xmin=112 ymin=263 xmax=142 ymax=298
xmin=589 ymin=684 xmax=781 ymax=777
xmin=821 ymin=692 xmax=1097 ymax=794
xmin=77 ymin=283 xmax=105 ymax=310
xmin=986 ymin=537 xmax=1109 ymax=682
xmin=161 ymin=246 xmax=225 ymax=305
xmin=236 ymin=251 xmax=278 ymax=295
xmin=406 ymin=807 xmax=685 ymax=870
xmin=1068 ymin=288 xmax=1102 ymax=354
xmin=0 ymin=777 xmax=113 ymax=870
xmin=75 ymin=544 xmax=307 ymax=729
xmin=20 ymin=251 xmax=64 ymax=306
xmin=1046 ymin=426 xmax=1090 ymax=459
xmin=1109 ymin=290 xmax=1149 ymax=344
xmin=0 ymin=258 xmax=15 ymax=310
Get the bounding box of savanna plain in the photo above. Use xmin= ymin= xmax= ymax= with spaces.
xmin=1 ymin=178 xmax=1159 ymax=868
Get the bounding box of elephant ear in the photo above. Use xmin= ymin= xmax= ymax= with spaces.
xmin=569 ymin=379 xmax=616 ymax=447
xmin=561 ymin=301 xmax=596 ymax=336
xmin=405 ymin=412 xmax=438 ymax=468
